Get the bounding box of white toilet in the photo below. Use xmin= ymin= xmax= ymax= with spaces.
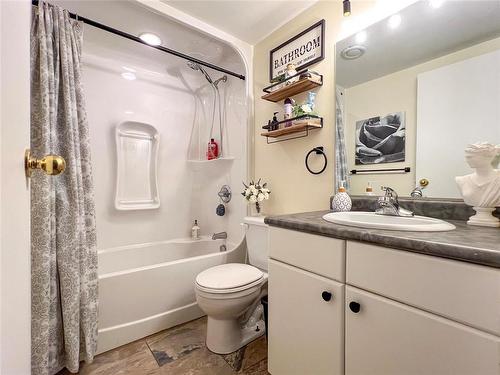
xmin=195 ymin=216 xmax=269 ymax=354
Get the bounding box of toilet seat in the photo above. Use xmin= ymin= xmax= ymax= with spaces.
xmin=196 ymin=263 xmax=264 ymax=294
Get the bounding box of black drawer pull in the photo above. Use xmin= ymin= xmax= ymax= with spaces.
xmin=349 ymin=301 xmax=361 ymax=313
xmin=322 ymin=291 xmax=332 ymax=301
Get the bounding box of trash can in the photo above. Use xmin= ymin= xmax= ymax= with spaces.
xmin=261 ymin=296 xmax=268 ymax=340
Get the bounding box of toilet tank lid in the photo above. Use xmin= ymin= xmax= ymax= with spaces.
xmin=196 ymin=263 xmax=264 ymax=290
xmin=243 ymin=216 xmax=267 ymax=226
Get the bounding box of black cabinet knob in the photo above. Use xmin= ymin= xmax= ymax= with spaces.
xmin=322 ymin=291 xmax=332 ymax=301
xmin=349 ymin=301 xmax=361 ymax=313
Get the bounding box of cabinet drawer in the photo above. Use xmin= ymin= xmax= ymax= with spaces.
xmin=269 ymin=228 xmax=345 ymax=282
xmin=345 ymin=286 xmax=500 ymax=375
xmin=347 ymin=241 xmax=500 ymax=335
xmin=269 ymin=259 xmax=344 ymax=375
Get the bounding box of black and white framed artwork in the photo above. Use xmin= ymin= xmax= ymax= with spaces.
xmin=355 ymin=112 xmax=406 ymax=165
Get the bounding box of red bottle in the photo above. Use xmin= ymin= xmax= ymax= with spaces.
xmin=207 ymin=138 xmax=219 ymax=160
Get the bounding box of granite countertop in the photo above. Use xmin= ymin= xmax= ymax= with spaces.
xmin=265 ymin=211 xmax=500 ymax=269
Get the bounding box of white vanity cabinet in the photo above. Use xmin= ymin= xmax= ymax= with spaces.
xmin=268 ymin=228 xmax=346 ymax=375
xmin=267 ymin=227 xmax=500 ymax=375
xmin=345 ymin=286 xmax=500 ymax=375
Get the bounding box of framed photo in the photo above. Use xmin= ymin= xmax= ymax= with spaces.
xmin=269 ymin=19 xmax=325 ymax=81
xmin=355 ymin=112 xmax=406 ymax=165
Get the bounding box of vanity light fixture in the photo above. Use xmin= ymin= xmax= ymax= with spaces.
xmin=139 ymin=32 xmax=162 ymax=46
xmin=341 ymin=45 xmax=366 ymax=60
xmin=429 ymin=0 xmax=445 ymax=8
xmin=343 ymin=0 xmax=351 ymax=17
xmin=355 ymin=31 xmax=367 ymax=44
xmin=388 ymin=14 xmax=402 ymax=29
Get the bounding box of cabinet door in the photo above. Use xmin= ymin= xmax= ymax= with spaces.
xmin=346 ymin=286 xmax=500 ymax=375
xmin=268 ymin=259 xmax=344 ymax=375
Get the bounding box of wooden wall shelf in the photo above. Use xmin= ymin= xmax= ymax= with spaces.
xmin=261 ymin=115 xmax=323 ymax=144
xmin=262 ymin=71 xmax=322 ymax=102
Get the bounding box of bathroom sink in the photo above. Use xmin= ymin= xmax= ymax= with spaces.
xmin=322 ymin=211 xmax=456 ymax=232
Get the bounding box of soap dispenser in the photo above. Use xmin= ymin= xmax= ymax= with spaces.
xmin=191 ymin=220 xmax=200 ymax=240
xmin=365 ymin=182 xmax=374 ymax=196
xmin=331 ymin=180 xmax=352 ymax=212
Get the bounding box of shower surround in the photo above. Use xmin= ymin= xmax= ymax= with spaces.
xmin=57 ymin=0 xmax=250 ymax=353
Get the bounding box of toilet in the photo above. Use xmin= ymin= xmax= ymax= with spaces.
xmin=195 ymin=216 xmax=269 ymax=354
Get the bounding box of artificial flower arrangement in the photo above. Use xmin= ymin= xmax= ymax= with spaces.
xmin=241 ymin=179 xmax=270 ymax=215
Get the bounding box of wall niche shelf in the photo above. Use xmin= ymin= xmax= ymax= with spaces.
xmin=262 ymin=70 xmax=322 ymax=102
xmin=187 ymin=156 xmax=235 ymax=171
xmin=261 ymin=115 xmax=323 ymax=144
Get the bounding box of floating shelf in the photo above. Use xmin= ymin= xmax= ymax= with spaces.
xmin=261 ymin=115 xmax=323 ymax=144
xmin=262 ymin=70 xmax=323 ymax=102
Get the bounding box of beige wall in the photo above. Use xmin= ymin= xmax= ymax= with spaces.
xmin=344 ymin=37 xmax=500 ymax=196
xmin=253 ymin=1 xmax=378 ymax=215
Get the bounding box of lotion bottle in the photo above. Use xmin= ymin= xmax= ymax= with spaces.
xmin=191 ymin=220 xmax=200 ymax=240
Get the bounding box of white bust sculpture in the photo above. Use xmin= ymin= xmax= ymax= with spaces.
xmin=455 ymin=142 xmax=500 ymax=227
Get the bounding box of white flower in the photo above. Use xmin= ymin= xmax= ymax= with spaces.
xmin=250 ymin=185 xmax=257 ymax=194
xmin=244 ymin=188 xmax=251 ymax=197
xmin=257 ymin=193 xmax=265 ymax=202
xmin=262 ymin=188 xmax=270 ymax=194
xmin=249 ymin=195 xmax=257 ymax=203
xmin=264 ymin=192 xmax=270 ymax=200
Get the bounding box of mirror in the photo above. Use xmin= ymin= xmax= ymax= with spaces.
xmin=335 ymin=0 xmax=500 ymax=198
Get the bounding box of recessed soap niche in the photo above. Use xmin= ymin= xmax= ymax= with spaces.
xmin=115 ymin=121 xmax=160 ymax=210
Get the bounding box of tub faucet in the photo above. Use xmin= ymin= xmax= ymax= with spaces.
xmin=376 ymin=186 xmax=414 ymax=217
xmin=212 ymin=231 xmax=227 ymax=240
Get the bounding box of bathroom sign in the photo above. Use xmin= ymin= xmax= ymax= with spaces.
xmin=269 ymin=19 xmax=325 ymax=81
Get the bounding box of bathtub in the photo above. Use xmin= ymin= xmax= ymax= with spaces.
xmin=97 ymin=236 xmax=245 ymax=353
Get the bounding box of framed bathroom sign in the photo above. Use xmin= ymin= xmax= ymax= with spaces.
xmin=269 ymin=19 xmax=325 ymax=81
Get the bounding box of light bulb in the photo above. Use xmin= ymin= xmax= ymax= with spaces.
xmin=139 ymin=33 xmax=162 ymax=46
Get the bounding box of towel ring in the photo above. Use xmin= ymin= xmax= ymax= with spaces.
xmin=305 ymin=146 xmax=327 ymax=175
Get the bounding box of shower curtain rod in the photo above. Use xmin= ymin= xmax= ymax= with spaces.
xmin=31 ymin=0 xmax=246 ymax=81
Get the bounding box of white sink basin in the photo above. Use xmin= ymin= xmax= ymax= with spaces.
xmin=322 ymin=211 xmax=456 ymax=232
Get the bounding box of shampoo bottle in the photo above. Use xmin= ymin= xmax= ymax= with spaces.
xmin=284 ymin=97 xmax=294 ymax=127
xmin=191 ymin=220 xmax=200 ymax=240
xmin=331 ymin=180 xmax=352 ymax=212
xmin=207 ymin=138 xmax=219 ymax=160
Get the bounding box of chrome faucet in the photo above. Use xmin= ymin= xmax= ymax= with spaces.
xmin=376 ymin=186 xmax=414 ymax=217
xmin=212 ymin=231 xmax=227 ymax=240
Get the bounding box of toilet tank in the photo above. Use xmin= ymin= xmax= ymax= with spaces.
xmin=243 ymin=216 xmax=269 ymax=272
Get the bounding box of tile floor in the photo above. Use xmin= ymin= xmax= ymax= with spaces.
xmin=59 ymin=317 xmax=269 ymax=375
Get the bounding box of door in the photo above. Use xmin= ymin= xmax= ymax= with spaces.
xmin=0 ymin=0 xmax=31 ymax=373
xmin=345 ymin=286 xmax=500 ymax=375
xmin=268 ymin=259 xmax=344 ymax=375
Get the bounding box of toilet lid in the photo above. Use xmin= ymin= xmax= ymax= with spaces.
xmin=196 ymin=263 xmax=264 ymax=290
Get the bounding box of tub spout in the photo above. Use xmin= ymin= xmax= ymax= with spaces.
xmin=212 ymin=231 xmax=227 ymax=240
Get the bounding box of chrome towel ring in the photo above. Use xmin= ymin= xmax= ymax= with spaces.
xmin=305 ymin=146 xmax=327 ymax=175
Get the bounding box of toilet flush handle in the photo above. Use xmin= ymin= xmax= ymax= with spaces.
xmin=240 ymin=222 xmax=250 ymax=230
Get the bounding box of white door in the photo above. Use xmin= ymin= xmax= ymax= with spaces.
xmin=0 ymin=0 xmax=31 ymax=373
xmin=268 ymin=259 xmax=345 ymax=375
xmin=345 ymin=286 xmax=500 ymax=375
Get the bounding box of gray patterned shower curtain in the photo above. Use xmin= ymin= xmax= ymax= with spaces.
xmin=30 ymin=2 xmax=98 ymax=374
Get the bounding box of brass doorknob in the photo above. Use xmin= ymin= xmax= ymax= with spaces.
xmin=25 ymin=149 xmax=66 ymax=178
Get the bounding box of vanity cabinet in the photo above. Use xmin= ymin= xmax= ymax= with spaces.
xmin=345 ymin=286 xmax=500 ymax=375
xmin=268 ymin=259 xmax=344 ymax=375
xmin=267 ymin=228 xmax=500 ymax=375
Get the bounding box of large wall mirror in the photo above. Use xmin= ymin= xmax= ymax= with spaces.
xmin=335 ymin=0 xmax=500 ymax=198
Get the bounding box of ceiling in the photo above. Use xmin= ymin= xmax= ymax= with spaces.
xmin=336 ymin=0 xmax=500 ymax=88
xmin=163 ymin=0 xmax=318 ymax=44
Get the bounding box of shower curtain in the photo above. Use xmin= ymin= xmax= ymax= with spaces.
xmin=335 ymin=86 xmax=350 ymax=191
xmin=31 ymin=2 xmax=98 ymax=374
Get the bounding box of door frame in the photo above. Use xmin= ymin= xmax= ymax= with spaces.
xmin=0 ymin=0 xmax=31 ymax=373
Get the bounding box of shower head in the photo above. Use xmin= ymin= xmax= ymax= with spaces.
xmin=187 ymin=61 xmax=213 ymax=84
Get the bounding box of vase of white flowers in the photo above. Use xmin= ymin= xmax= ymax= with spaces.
xmin=242 ymin=179 xmax=270 ymax=215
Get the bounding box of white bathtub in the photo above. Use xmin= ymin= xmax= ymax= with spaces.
xmin=97 ymin=236 xmax=245 ymax=353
